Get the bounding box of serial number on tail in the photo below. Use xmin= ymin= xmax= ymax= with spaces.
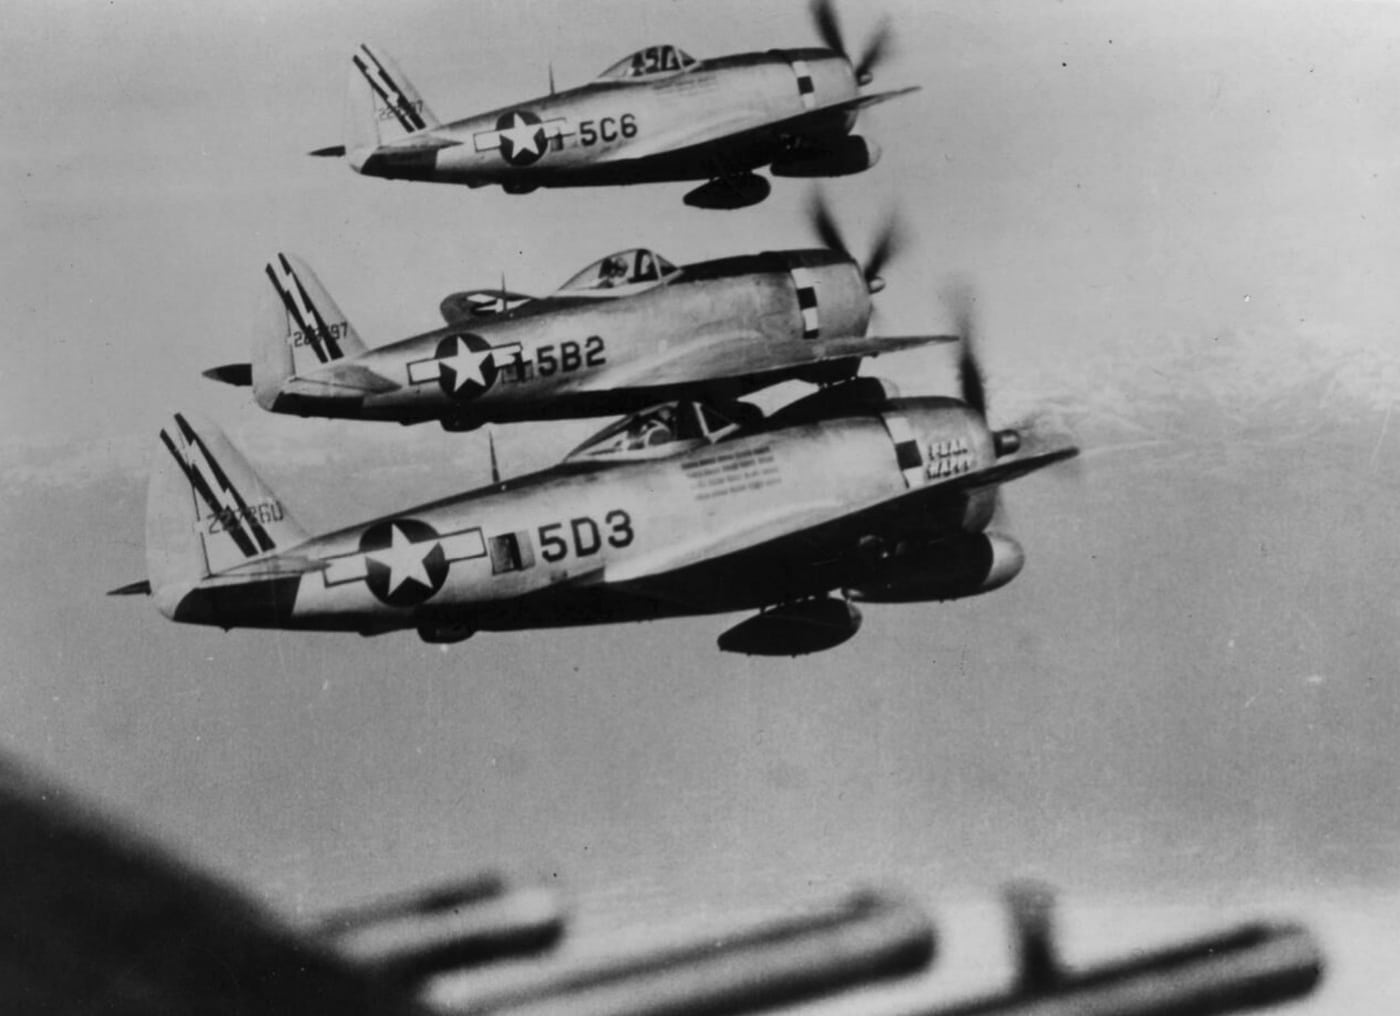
xmin=207 ymin=500 xmax=285 ymax=535
xmin=289 ymin=321 xmax=350 ymax=349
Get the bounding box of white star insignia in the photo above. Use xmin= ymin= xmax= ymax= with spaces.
xmin=498 ymin=113 xmax=545 ymax=158
xmin=368 ymin=523 xmax=435 ymax=595
xmin=438 ymin=338 xmax=494 ymax=392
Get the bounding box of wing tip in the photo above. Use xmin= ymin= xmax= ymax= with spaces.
xmin=309 ymin=145 xmax=346 ymax=157
xmin=107 ymin=580 xmax=152 ymax=597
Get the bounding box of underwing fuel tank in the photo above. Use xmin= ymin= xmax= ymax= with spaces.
xmin=846 ymin=534 xmax=1025 ymax=604
xmin=717 ymin=597 xmax=862 ymax=656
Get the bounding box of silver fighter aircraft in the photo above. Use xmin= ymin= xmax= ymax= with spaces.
xmin=204 ymin=206 xmax=952 ymax=432
xmin=114 ymin=337 xmax=1078 ymax=655
xmin=309 ymin=2 xmax=917 ymax=208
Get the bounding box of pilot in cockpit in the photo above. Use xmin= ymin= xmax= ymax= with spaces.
xmin=624 ymin=406 xmax=676 ymax=449
xmin=598 ymin=255 xmax=630 ymax=288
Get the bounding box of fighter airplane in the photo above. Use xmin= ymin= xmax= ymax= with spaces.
xmin=115 ymin=334 xmax=1078 ymax=655
xmin=309 ymin=1 xmax=917 ymax=208
xmin=203 ymin=203 xmax=953 ymax=432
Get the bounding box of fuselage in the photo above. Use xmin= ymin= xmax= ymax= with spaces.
xmin=352 ymin=49 xmax=859 ymax=186
xmin=264 ymin=249 xmax=872 ymax=428
xmin=160 ymin=398 xmax=996 ymax=638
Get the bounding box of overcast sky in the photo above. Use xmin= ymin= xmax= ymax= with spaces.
xmin=3 ymin=1 xmax=1399 ymax=1009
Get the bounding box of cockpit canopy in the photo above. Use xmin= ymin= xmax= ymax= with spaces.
xmin=597 ymin=45 xmax=697 ymax=81
xmin=557 ymin=248 xmax=679 ymax=294
xmin=565 ymin=401 xmax=752 ymax=463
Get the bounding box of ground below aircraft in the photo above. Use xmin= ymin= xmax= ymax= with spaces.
xmin=310 ymin=1 xmax=918 ymax=208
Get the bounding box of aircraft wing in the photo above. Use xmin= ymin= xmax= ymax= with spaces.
xmin=571 ymin=331 xmax=955 ymax=392
xmin=603 ymin=501 xmax=850 ymax=585
xmin=0 ymin=752 xmax=425 ymax=1016
xmin=598 ymin=87 xmax=920 ymax=164
xmin=604 ymin=446 xmax=1078 ymax=597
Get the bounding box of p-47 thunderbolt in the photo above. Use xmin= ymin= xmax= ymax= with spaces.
xmin=310 ymin=2 xmax=916 ymax=208
xmin=112 ymin=358 xmax=1077 ymax=655
xmin=204 ymin=210 xmax=949 ymax=431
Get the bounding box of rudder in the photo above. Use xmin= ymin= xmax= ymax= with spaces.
xmin=345 ymin=44 xmax=440 ymax=164
xmin=253 ymin=253 xmax=368 ymax=408
xmin=147 ymin=412 xmax=309 ymax=609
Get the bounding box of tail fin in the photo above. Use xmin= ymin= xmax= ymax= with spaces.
xmin=345 ymin=44 xmax=439 ymax=163
xmin=147 ymin=412 xmax=309 ymax=603
xmin=253 ymin=253 xmax=368 ymax=408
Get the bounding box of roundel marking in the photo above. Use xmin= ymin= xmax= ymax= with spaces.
xmin=435 ymin=333 xmax=500 ymax=400
xmin=495 ymin=110 xmax=548 ymax=166
xmin=359 ymin=518 xmax=448 ymax=606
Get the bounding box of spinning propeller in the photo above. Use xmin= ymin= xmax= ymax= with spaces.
xmin=810 ymin=0 xmax=892 ymax=87
xmin=946 ymin=282 xmax=1084 ymax=486
xmin=946 ymin=282 xmax=1025 ymax=459
xmin=807 ymin=191 xmax=903 ymax=295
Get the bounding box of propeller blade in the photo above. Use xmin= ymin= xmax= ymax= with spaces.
xmin=864 ymin=213 xmax=904 ymax=288
xmin=810 ymin=0 xmax=848 ymax=60
xmin=959 ymin=347 xmax=988 ymax=419
xmin=946 ymin=283 xmax=988 ymax=417
xmin=855 ymin=16 xmax=892 ymax=84
xmin=808 ymin=191 xmax=851 ymax=260
xmin=1005 ymin=881 xmax=1061 ymax=992
xmin=809 ymin=192 xmax=906 ymax=295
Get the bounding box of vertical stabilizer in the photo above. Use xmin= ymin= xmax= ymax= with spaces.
xmin=147 ymin=413 xmax=308 ymax=610
xmin=345 ymin=44 xmax=440 ymax=167
xmin=254 ymin=253 xmax=368 ymax=409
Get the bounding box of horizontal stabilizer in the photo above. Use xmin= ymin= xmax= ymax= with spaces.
xmin=204 ymin=363 xmax=252 ymax=387
xmin=282 ymin=363 xmax=401 ymax=397
xmin=309 ymin=145 xmax=347 ymax=157
xmin=107 ymin=579 xmax=151 ymax=596
xmin=380 ymin=135 xmax=460 ymax=154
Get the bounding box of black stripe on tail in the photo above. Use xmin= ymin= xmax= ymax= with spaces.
xmin=279 ymin=254 xmax=344 ymax=361
xmin=264 ymin=258 xmax=336 ymax=364
xmin=354 ymin=47 xmax=428 ymax=134
xmin=160 ymin=415 xmax=276 ymax=560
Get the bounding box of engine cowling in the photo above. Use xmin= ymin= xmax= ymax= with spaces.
xmin=846 ymin=534 xmax=1025 ymax=603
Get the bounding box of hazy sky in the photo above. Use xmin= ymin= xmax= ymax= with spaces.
xmin=3 ymin=1 xmax=1399 ymax=1009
